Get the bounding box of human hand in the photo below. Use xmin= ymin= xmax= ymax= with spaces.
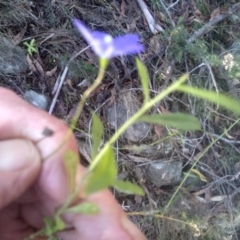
xmin=0 ymin=87 xmax=146 ymax=240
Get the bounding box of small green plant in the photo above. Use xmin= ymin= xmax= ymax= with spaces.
xmin=23 ymin=38 xmax=37 ymax=56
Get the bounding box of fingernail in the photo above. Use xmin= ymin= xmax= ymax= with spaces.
xmin=121 ymin=215 xmax=147 ymax=240
xmin=0 ymin=139 xmax=40 ymax=171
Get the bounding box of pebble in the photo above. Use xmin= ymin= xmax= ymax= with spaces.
xmin=147 ymin=161 xmax=182 ymax=187
xmin=24 ymin=90 xmax=48 ymax=110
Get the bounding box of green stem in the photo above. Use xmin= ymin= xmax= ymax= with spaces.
xmin=89 ymin=73 xmax=188 ymax=170
xmin=44 ymin=59 xmax=107 ymax=160
xmin=70 ymin=65 xmax=106 ymax=130
xmin=54 ymin=59 xmax=108 ymax=216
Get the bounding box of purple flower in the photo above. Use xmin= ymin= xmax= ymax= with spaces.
xmin=72 ymin=19 xmax=144 ymax=59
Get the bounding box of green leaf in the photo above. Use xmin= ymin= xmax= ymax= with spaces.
xmin=43 ymin=216 xmax=65 ymax=236
xmin=66 ymin=202 xmax=99 ymax=215
xmin=113 ymin=180 xmax=144 ymax=196
xmin=138 ymin=113 xmax=201 ymax=131
xmin=63 ymin=150 xmax=79 ymax=194
xmin=43 ymin=217 xmax=53 ymax=236
xmin=190 ymin=169 xmax=207 ymax=182
xmin=86 ymin=146 xmax=117 ymax=195
xmin=178 ymin=85 xmax=240 ymax=115
xmin=54 ymin=216 xmax=65 ymax=232
xmin=91 ymin=113 xmax=104 ymax=160
xmin=136 ymin=58 xmax=150 ymax=104
xmin=23 ymin=39 xmax=37 ymax=56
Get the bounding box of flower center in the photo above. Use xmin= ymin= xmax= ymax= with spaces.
xmin=104 ymin=35 xmax=113 ymax=43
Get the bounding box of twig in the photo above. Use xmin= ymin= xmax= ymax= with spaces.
xmin=159 ymin=0 xmax=175 ymax=27
xmin=210 ymin=133 xmax=240 ymax=155
xmin=48 ymin=46 xmax=90 ymax=114
xmin=204 ymin=60 xmax=219 ymax=108
xmin=167 ymin=0 xmax=180 ymax=10
xmin=135 ymin=0 xmax=165 ymax=34
xmin=211 ymin=133 xmax=240 ymax=145
xmin=187 ymin=3 xmax=240 ymax=44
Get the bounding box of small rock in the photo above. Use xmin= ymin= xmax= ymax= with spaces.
xmin=104 ymin=91 xmax=150 ymax=142
xmin=0 ymin=36 xmax=28 ymax=75
xmin=147 ymin=161 xmax=182 ymax=187
xmin=24 ymin=90 xmax=48 ymax=110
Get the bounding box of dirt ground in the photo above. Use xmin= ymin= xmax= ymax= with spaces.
xmin=1 ymin=0 xmax=240 ymax=239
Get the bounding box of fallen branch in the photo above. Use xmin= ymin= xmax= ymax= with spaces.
xmin=135 ymin=0 xmax=164 ymax=34
xmin=187 ymin=3 xmax=240 ymax=44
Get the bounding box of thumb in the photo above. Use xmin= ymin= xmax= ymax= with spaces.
xmin=0 ymin=139 xmax=41 ymax=208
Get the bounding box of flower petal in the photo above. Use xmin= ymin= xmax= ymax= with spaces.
xmin=72 ymin=19 xmax=95 ymax=46
xmin=73 ymin=19 xmax=114 ymax=58
xmin=111 ymin=34 xmax=144 ymax=57
xmin=73 ymin=19 xmax=144 ymax=58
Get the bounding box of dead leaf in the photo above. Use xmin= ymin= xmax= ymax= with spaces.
xmin=148 ymin=36 xmax=161 ymax=54
xmin=13 ymin=26 xmax=27 ymax=45
xmin=65 ymin=79 xmax=74 ymax=89
xmin=159 ymin=105 xmax=169 ymax=113
xmin=77 ymin=79 xmax=91 ymax=89
xmin=214 ymin=115 xmax=220 ymax=126
xmin=127 ymin=155 xmax=150 ymax=163
xmin=105 ymin=88 xmax=116 ymax=107
xmin=134 ymin=195 xmax=142 ymax=204
xmin=33 ymin=59 xmax=45 ymax=78
xmin=26 ymin=55 xmax=37 ymax=72
xmin=224 ymin=127 xmax=234 ymax=139
xmin=26 ymin=55 xmax=45 ymax=78
xmin=129 ymin=17 xmax=139 ymax=32
xmin=46 ymin=65 xmax=57 ymax=77
xmin=210 ymin=195 xmax=227 ymax=202
xmin=210 ymin=7 xmax=220 ymax=21
xmin=154 ymin=124 xmax=164 ymax=138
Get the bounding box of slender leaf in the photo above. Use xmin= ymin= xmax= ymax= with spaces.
xmin=91 ymin=113 xmax=104 ymax=160
xmin=191 ymin=169 xmax=207 ymax=182
xmin=178 ymin=85 xmax=240 ymax=115
xmin=43 ymin=216 xmax=65 ymax=236
xmin=136 ymin=58 xmax=150 ymax=104
xmin=66 ymin=202 xmax=99 ymax=215
xmin=43 ymin=217 xmax=54 ymax=236
xmin=63 ymin=150 xmax=79 ymax=193
xmin=113 ymin=180 xmax=144 ymax=196
xmin=86 ymin=146 xmax=117 ymax=195
xmin=54 ymin=217 xmax=65 ymax=232
xmin=138 ymin=113 xmax=201 ymax=131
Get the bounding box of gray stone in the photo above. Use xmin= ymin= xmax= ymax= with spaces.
xmin=104 ymin=91 xmax=150 ymax=142
xmin=24 ymin=90 xmax=48 ymax=110
xmin=0 ymin=37 xmax=28 ymax=74
xmin=147 ymin=161 xmax=182 ymax=187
